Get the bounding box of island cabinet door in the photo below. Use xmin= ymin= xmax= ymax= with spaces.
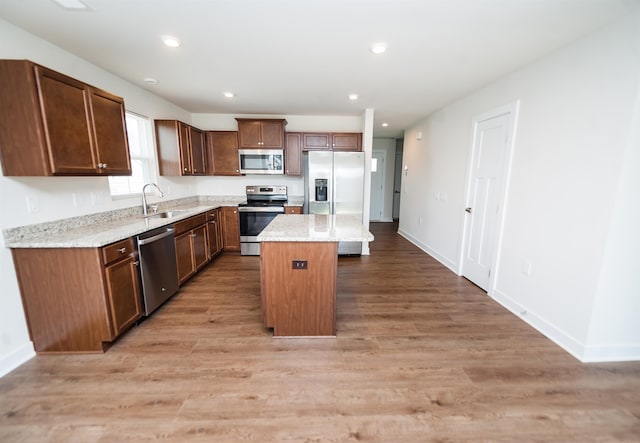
xmin=261 ymin=241 xmax=338 ymax=336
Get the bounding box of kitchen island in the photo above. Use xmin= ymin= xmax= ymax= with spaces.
xmin=257 ymin=214 xmax=374 ymax=337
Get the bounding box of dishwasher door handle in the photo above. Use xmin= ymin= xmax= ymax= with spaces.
xmin=138 ymin=228 xmax=175 ymax=245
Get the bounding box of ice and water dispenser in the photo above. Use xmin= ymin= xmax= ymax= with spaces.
xmin=315 ymin=179 xmax=328 ymax=202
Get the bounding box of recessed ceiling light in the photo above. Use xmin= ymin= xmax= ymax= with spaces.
xmin=370 ymin=43 xmax=387 ymax=54
xmin=51 ymin=0 xmax=89 ymax=10
xmin=162 ymin=36 xmax=181 ymax=48
xmin=223 ymin=91 xmax=235 ymax=98
xmin=348 ymin=93 xmax=359 ymax=100
xmin=143 ymin=78 xmax=158 ymax=85
xmin=381 ymin=123 xmax=389 ymax=127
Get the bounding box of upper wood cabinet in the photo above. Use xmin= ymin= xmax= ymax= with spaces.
xmin=236 ymin=118 xmax=287 ymax=149
xmin=302 ymin=133 xmax=331 ymax=150
xmin=331 ymin=132 xmax=362 ymax=151
xmin=285 ymin=132 xmax=302 ymax=176
xmin=0 ymin=60 xmax=131 ymax=176
xmin=301 ymin=132 xmax=362 ymax=151
xmin=205 ymin=131 xmax=240 ymax=176
xmin=155 ymin=120 xmax=207 ymax=176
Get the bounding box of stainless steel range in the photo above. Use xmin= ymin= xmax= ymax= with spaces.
xmin=239 ymin=185 xmax=288 ymax=255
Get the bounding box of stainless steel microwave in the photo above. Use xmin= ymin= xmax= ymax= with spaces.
xmin=238 ymin=149 xmax=284 ymax=175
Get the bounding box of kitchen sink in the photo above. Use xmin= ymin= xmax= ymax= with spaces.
xmin=144 ymin=209 xmax=188 ymax=219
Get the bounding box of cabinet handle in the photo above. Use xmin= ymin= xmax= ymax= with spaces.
xmin=118 ymin=247 xmax=126 ymax=254
xmin=191 ymin=233 xmax=197 ymax=238
xmin=134 ymin=261 xmax=140 ymax=266
xmin=103 ymin=163 xmax=108 ymax=168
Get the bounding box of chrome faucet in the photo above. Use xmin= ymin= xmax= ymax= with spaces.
xmin=142 ymin=183 xmax=163 ymax=216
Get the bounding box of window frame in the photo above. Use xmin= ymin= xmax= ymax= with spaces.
xmin=108 ymin=112 xmax=157 ymax=200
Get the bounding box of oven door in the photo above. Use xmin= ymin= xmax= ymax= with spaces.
xmin=238 ymin=207 xmax=284 ymax=255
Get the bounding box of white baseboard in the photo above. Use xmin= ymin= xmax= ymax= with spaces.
xmin=397 ymin=229 xmax=458 ymax=273
xmin=492 ymin=288 xmax=640 ymax=363
xmin=0 ymin=342 xmax=35 ymax=378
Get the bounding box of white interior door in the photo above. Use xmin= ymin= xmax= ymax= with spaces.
xmin=462 ymin=106 xmax=516 ymax=291
xmin=369 ymin=150 xmax=385 ymax=221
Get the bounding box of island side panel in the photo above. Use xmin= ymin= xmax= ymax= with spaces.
xmin=261 ymin=241 xmax=337 ymax=336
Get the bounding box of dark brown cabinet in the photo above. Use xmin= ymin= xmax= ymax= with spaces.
xmin=302 ymin=133 xmax=331 ymax=150
xmin=11 ymin=238 xmax=142 ymax=352
xmin=205 ymin=131 xmax=240 ymax=176
xmin=206 ymin=209 xmax=223 ymax=259
xmin=0 ymin=60 xmax=131 ymax=176
xmin=174 ymin=214 xmax=209 ymax=285
xmin=285 ymin=132 xmax=302 ymax=176
xmin=301 ymin=132 xmax=362 ymax=152
xmin=155 ymin=120 xmax=207 ymax=176
xmin=220 ymin=206 xmax=241 ymax=251
xmin=103 ymin=240 xmax=143 ymax=337
xmin=236 ymin=118 xmax=287 ymax=149
xmin=285 ymin=206 xmax=303 ymax=214
xmin=331 ymin=132 xmax=362 ymax=151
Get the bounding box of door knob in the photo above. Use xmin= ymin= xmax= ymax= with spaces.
xmin=465 ymin=207 xmax=472 ymax=213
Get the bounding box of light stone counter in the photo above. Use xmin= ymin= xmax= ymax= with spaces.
xmin=257 ymin=214 xmax=374 ymax=243
xmin=4 ymin=196 xmax=245 ymax=248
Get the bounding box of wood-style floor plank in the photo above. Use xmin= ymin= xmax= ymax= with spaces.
xmin=1 ymin=222 xmax=639 ymax=442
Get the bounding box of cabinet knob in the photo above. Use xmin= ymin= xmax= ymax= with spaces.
xmin=118 ymin=247 xmax=126 ymax=254
xmin=194 ymin=169 xmax=197 ymax=172
xmin=184 ymin=168 xmax=188 ymax=172
xmin=191 ymin=233 xmax=197 ymax=238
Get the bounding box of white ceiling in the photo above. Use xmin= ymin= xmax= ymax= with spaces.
xmin=1 ymin=0 xmax=638 ymax=137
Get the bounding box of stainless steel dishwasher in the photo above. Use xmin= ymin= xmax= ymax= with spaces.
xmin=137 ymin=225 xmax=180 ymax=316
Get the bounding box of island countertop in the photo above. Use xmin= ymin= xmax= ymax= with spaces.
xmin=257 ymin=214 xmax=374 ymax=243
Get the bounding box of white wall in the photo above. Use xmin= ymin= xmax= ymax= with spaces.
xmin=398 ymin=10 xmax=640 ymax=361
xmin=585 ymin=69 xmax=640 ymax=362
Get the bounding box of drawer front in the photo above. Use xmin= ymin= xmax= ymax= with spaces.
xmin=102 ymin=238 xmax=135 ymax=265
xmin=206 ymin=209 xmax=218 ymax=223
xmin=174 ymin=213 xmax=207 ymax=235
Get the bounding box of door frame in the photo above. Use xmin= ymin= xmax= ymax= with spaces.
xmin=458 ymin=100 xmax=520 ymax=294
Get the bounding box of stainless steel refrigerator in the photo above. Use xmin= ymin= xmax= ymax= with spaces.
xmin=304 ymin=151 xmax=365 ymax=255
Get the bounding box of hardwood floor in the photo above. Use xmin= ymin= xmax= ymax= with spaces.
xmin=1 ymin=222 xmax=639 ymax=442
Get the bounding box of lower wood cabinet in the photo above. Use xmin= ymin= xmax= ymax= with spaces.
xmin=206 ymin=209 xmax=223 ymax=259
xmin=11 ymin=238 xmax=142 ymax=353
xmin=285 ymin=206 xmax=303 ymax=214
xmin=174 ymin=214 xmax=209 ymax=285
xmin=221 ymin=206 xmax=241 ymax=251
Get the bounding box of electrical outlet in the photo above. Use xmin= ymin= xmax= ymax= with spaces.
xmin=292 ymin=260 xmax=308 ymax=270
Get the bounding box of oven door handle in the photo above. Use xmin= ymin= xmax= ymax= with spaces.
xmin=238 ymin=207 xmax=285 ymax=213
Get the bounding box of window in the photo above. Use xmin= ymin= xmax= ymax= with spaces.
xmin=109 ymin=113 xmax=155 ymax=197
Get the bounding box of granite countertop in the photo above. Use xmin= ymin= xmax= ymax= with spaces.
xmin=4 ymin=197 xmax=246 ymax=248
xmin=257 ymin=214 xmax=374 ymax=243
